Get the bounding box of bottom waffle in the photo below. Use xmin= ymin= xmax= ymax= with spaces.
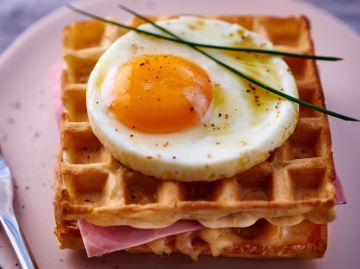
xmin=55 ymin=190 xmax=327 ymax=260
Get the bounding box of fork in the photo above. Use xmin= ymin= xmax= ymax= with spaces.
xmin=0 ymin=145 xmax=36 ymax=269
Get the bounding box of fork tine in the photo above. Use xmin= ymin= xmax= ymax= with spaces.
xmin=0 ymin=144 xmax=6 ymax=164
xmin=0 ymin=145 xmax=8 ymax=166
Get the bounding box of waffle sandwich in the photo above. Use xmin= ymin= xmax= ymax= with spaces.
xmin=54 ymin=15 xmax=336 ymax=259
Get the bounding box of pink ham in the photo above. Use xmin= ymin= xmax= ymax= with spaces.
xmin=335 ymin=176 xmax=347 ymax=204
xmin=78 ymin=220 xmax=203 ymax=257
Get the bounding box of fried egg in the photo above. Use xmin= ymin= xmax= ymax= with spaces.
xmin=87 ymin=16 xmax=299 ymax=181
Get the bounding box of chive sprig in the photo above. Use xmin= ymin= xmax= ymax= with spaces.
xmin=67 ymin=4 xmax=359 ymax=122
xmin=119 ymin=5 xmax=358 ymax=122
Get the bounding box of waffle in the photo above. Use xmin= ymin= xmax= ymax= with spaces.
xmin=55 ymin=208 xmax=327 ymax=259
xmin=54 ymin=15 xmax=335 ymax=258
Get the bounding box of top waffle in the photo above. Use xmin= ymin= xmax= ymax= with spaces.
xmin=57 ymin=15 xmax=336 ymax=229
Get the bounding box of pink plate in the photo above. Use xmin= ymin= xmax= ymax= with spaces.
xmin=0 ymin=0 xmax=359 ymax=268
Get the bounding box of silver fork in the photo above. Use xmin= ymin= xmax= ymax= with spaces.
xmin=0 ymin=145 xmax=36 ymax=269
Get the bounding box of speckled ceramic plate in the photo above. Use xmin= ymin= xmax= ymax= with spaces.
xmin=0 ymin=0 xmax=359 ymax=268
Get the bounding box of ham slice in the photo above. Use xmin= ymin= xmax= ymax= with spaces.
xmin=78 ymin=220 xmax=203 ymax=257
xmin=335 ymin=176 xmax=347 ymax=204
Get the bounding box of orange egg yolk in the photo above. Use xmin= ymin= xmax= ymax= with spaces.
xmin=106 ymin=55 xmax=213 ymax=134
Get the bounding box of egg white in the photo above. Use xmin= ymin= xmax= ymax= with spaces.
xmin=87 ymin=16 xmax=299 ymax=181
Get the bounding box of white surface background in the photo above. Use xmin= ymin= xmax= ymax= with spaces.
xmin=0 ymin=0 xmax=360 ymax=268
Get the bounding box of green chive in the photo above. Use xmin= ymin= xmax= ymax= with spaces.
xmin=66 ymin=4 xmax=358 ymax=122
xmin=67 ymin=4 xmax=342 ymax=61
xmin=120 ymin=5 xmax=358 ymax=122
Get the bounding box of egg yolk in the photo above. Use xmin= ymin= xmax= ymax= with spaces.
xmin=106 ymin=55 xmax=213 ymax=134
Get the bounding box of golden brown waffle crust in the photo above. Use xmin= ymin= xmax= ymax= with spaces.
xmin=55 ymin=14 xmax=335 ymax=259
